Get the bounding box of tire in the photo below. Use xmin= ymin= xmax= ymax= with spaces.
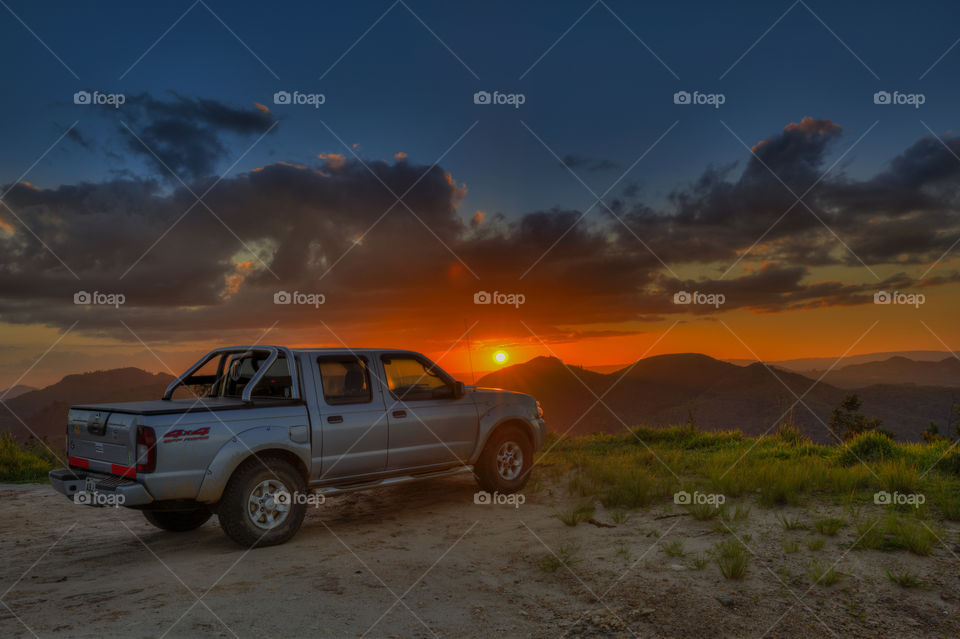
xmin=475 ymin=425 xmax=533 ymax=494
xmin=217 ymin=455 xmax=307 ymax=548
xmin=143 ymin=506 xmax=212 ymax=532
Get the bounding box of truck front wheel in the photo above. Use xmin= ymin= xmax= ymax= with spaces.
xmin=143 ymin=506 xmax=212 ymax=532
xmin=475 ymin=425 xmax=533 ymax=494
xmin=217 ymin=455 xmax=307 ymax=548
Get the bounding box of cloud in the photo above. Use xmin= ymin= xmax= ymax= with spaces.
xmin=1 ymin=118 xmax=959 ymax=348
xmin=121 ymin=93 xmax=275 ymax=181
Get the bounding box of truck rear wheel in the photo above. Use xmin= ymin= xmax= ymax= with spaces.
xmin=475 ymin=425 xmax=533 ymax=494
xmin=217 ymin=455 xmax=307 ymax=548
xmin=143 ymin=506 xmax=212 ymax=532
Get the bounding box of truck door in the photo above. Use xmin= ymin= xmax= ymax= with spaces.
xmin=379 ymin=354 xmax=478 ymax=471
xmin=310 ymin=355 xmax=388 ymax=481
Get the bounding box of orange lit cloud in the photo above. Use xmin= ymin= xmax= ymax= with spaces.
xmin=318 ymin=153 xmax=346 ymax=169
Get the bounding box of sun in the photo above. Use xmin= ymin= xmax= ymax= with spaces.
xmin=494 ymin=351 xmax=508 ymax=364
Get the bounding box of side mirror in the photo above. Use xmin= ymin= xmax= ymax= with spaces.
xmin=453 ymin=381 xmax=466 ymax=398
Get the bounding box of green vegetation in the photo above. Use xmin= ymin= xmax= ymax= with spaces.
xmin=660 ymin=539 xmax=685 ymax=557
xmin=813 ymin=517 xmax=847 ymax=536
xmin=691 ymin=552 xmax=709 ymax=570
xmin=852 ymin=514 xmax=941 ymax=555
xmin=540 ymin=424 xmax=960 ymax=522
xmin=777 ymin=514 xmax=807 ymax=530
xmin=685 ymin=501 xmax=724 ymax=521
xmin=554 ymin=502 xmax=595 ymax=527
xmin=539 ymin=543 xmax=582 ymax=573
xmin=781 ymin=538 xmax=800 ymax=553
xmin=0 ymin=432 xmax=61 ymax=483
xmin=804 ymin=537 xmax=826 ymax=551
xmin=808 ymin=559 xmax=846 ymax=586
xmin=714 ymin=539 xmax=749 ymax=580
xmin=885 ymin=567 xmax=925 ymax=588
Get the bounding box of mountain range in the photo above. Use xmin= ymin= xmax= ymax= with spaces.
xmin=476 ymin=354 xmax=960 ymax=443
xmin=0 ymin=368 xmax=174 ymax=445
xmin=2 ymin=354 xmax=959 ymax=447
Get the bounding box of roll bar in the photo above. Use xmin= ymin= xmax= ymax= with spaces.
xmin=162 ymin=345 xmax=301 ymax=403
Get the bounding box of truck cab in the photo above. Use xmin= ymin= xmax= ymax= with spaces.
xmin=49 ymin=345 xmax=546 ymax=546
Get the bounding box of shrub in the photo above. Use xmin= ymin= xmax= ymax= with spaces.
xmin=837 ymin=430 xmax=896 ymax=466
xmin=885 ymin=567 xmax=925 ymax=588
xmin=554 ymin=502 xmax=595 ymax=526
xmin=805 ymin=537 xmax=826 ymax=551
xmin=776 ymin=423 xmax=810 ymax=446
xmin=539 ymin=544 xmax=581 ymax=572
xmin=808 ymin=560 xmax=845 ymax=586
xmin=813 ymin=518 xmax=847 ymax=536
xmin=0 ymin=432 xmax=58 ymax=482
xmin=777 ymin=514 xmax=807 ymax=530
xmin=714 ymin=539 xmax=748 ymax=580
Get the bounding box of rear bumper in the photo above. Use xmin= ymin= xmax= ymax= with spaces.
xmin=49 ymin=468 xmax=154 ymax=507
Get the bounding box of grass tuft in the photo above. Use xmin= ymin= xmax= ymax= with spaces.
xmin=714 ymin=539 xmax=748 ymax=580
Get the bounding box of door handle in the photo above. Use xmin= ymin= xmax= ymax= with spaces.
xmin=327 ymin=415 xmax=343 ymax=424
xmin=392 ymin=410 xmax=406 ymax=418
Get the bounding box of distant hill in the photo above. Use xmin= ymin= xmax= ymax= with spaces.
xmin=815 ymin=356 xmax=960 ymax=389
xmin=477 ymin=354 xmax=959 ymax=443
xmin=0 ymin=384 xmax=37 ymax=399
xmin=0 ymin=368 xmax=174 ymax=444
xmin=727 ymin=350 xmax=956 ymax=372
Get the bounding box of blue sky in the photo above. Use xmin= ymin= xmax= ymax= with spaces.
xmin=3 ymin=0 xmax=958 ymax=215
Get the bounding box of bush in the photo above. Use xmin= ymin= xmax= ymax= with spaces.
xmin=714 ymin=539 xmax=748 ymax=579
xmin=776 ymin=423 xmax=810 ymax=446
xmin=0 ymin=432 xmax=58 ymax=482
xmin=837 ymin=430 xmax=897 ymax=466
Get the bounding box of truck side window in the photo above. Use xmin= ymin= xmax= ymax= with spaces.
xmin=318 ymin=358 xmax=372 ymax=405
xmin=381 ymin=357 xmax=452 ymax=401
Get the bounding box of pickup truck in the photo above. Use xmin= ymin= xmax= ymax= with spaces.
xmin=49 ymin=346 xmax=546 ymax=547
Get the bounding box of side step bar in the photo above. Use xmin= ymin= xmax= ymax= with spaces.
xmin=312 ymin=465 xmax=474 ymax=496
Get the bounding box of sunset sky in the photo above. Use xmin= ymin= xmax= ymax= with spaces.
xmin=2 ymin=0 xmax=960 ymax=388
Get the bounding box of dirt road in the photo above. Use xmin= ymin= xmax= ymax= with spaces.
xmin=1 ymin=477 xmax=958 ymax=638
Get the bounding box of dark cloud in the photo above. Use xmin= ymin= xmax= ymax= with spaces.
xmin=121 ymin=93 xmax=275 ymax=181
xmin=65 ymin=126 xmax=92 ymax=150
xmin=1 ymin=117 xmax=959 ymax=346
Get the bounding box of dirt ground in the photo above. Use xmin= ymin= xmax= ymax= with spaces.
xmin=1 ymin=476 xmax=959 ymax=638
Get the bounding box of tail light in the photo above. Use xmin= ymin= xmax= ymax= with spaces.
xmin=136 ymin=426 xmax=157 ymax=473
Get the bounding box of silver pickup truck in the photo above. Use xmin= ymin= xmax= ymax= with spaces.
xmin=49 ymin=346 xmax=545 ymax=547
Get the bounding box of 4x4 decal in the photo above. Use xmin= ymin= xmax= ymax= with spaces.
xmin=163 ymin=427 xmax=211 ymax=442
